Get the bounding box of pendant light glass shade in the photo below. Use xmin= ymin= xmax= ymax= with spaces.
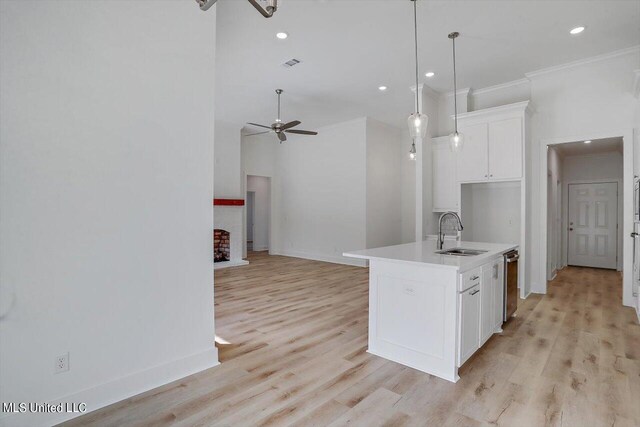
xmin=448 ymin=31 xmax=463 ymax=153
xmin=408 ymin=112 xmax=428 ymax=140
xmin=406 ymin=0 xmax=428 ymax=146
xmin=409 ymin=140 xmax=417 ymax=160
xmin=449 ymin=131 xmax=464 ymax=152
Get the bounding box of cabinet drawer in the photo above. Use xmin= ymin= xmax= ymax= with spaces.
xmin=459 ymin=267 xmax=482 ymax=292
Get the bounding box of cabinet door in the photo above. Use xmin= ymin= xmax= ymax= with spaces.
xmin=493 ymin=259 xmax=505 ymax=330
xmin=480 ymin=264 xmax=494 ymax=345
xmin=455 ymin=123 xmax=488 ymax=182
xmin=458 ymin=284 xmax=481 ymax=366
xmin=432 ymin=143 xmax=458 ymax=211
xmin=488 ymin=118 xmax=522 ymax=180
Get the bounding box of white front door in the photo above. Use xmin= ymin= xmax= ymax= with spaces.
xmin=568 ymin=182 xmax=618 ymax=269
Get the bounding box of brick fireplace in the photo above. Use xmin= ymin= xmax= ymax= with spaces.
xmin=213 ymin=199 xmax=249 ymax=269
xmin=213 ymin=229 xmax=230 ymax=263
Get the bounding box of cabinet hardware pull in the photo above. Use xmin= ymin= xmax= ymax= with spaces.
xmin=470 ymin=289 xmax=480 ymax=295
xmin=470 ymin=275 xmax=479 ymax=280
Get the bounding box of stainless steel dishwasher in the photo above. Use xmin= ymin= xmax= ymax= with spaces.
xmin=504 ymin=250 xmax=519 ymax=321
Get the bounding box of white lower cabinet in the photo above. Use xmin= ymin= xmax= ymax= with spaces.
xmin=458 ymin=257 xmax=505 ymax=367
xmin=458 ymin=284 xmax=481 ymax=366
xmin=480 ymin=264 xmax=495 ymax=345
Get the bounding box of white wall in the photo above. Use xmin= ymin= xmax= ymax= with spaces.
xmin=241 ymin=132 xmax=279 ymax=258
xmin=241 ymin=117 xmax=409 ymax=265
xmin=215 ymin=120 xmax=242 ymax=197
xmin=277 ymin=118 xmax=367 ymax=264
xmin=246 ymin=175 xmax=271 ymax=251
xmin=0 ymin=2 xmax=218 ymax=426
xmin=460 ymin=182 xmax=521 ymax=245
xmin=366 ymin=119 xmax=403 ymax=249
xmin=529 ymin=49 xmax=639 ymax=300
xmin=400 ymin=127 xmax=416 ymax=244
xmin=560 ymin=151 xmax=624 ymax=271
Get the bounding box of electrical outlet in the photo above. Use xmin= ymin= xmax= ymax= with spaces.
xmin=54 ymin=352 xmax=69 ymax=374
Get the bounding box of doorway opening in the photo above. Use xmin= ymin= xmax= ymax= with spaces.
xmin=542 ymin=134 xmax=632 ymax=307
xmin=245 ymin=175 xmax=271 ymax=254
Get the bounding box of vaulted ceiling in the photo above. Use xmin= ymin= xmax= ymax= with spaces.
xmin=215 ymin=0 xmax=640 ymax=130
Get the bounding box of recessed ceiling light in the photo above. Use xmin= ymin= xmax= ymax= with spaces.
xmin=378 ymin=86 xmax=388 ymax=91
xmin=276 ymin=32 xmax=288 ymax=39
xmin=570 ymin=26 xmax=585 ymax=35
xmin=425 ymin=71 xmax=435 ymax=78
xmin=584 ymin=140 xmax=592 ymax=144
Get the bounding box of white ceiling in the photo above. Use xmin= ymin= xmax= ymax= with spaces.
xmin=552 ymin=137 xmax=624 ymax=157
xmin=215 ymin=0 xmax=640 ymax=131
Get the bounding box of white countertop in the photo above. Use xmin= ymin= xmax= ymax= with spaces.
xmin=344 ymin=240 xmax=518 ymax=272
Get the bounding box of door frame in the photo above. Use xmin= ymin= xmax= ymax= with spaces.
xmin=566 ymin=180 xmax=620 ymax=270
xmin=539 ymin=128 xmax=634 ymax=308
xmin=246 ymin=190 xmax=256 ymax=251
xmin=242 ymin=174 xmax=273 ymax=258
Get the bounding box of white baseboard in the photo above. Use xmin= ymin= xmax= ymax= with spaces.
xmin=0 ymin=348 xmax=219 ymax=427
xmin=213 ymin=259 xmax=249 ymax=270
xmin=273 ymin=250 xmax=367 ymax=267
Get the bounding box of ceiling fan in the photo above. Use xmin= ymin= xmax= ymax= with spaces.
xmin=245 ymin=89 xmax=318 ymax=143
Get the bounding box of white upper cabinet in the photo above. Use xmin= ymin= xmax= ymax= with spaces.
xmin=432 ymin=137 xmax=458 ymax=212
xmin=454 ymin=101 xmax=529 ymax=183
xmin=455 ymin=123 xmax=489 ymax=182
xmin=488 ymin=117 xmax=523 ymax=180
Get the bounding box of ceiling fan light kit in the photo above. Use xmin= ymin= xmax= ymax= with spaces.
xmin=246 ymin=89 xmax=319 ymax=143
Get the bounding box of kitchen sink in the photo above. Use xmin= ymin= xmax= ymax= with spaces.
xmin=436 ymin=248 xmax=488 ymax=256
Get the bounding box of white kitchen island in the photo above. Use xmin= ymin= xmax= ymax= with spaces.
xmin=344 ymin=240 xmax=518 ymax=383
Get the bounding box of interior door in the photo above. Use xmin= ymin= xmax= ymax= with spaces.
xmin=455 ymin=123 xmax=488 ymax=182
xmin=568 ymin=182 xmax=618 ymax=269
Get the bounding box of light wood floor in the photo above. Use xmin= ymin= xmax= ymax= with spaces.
xmin=64 ymin=252 xmax=640 ymax=427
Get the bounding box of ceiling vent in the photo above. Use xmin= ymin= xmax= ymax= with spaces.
xmin=282 ymin=58 xmax=301 ymax=68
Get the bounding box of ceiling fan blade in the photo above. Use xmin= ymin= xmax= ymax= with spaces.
xmin=277 ymin=132 xmax=287 ymax=142
xmin=285 ymin=129 xmax=318 ymax=135
xmin=247 ymin=122 xmax=273 ymax=130
xmin=244 ymin=130 xmax=271 ymax=137
xmin=280 ymin=120 xmax=301 ymax=131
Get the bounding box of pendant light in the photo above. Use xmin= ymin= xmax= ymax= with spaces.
xmin=448 ymin=31 xmax=464 ymax=152
xmin=407 ymin=0 xmax=428 ymax=160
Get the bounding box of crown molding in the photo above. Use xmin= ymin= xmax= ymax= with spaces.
xmin=422 ymin=84 xmax=441 ymax=99
xmin=633 ymin=69 xmax=640 ymax=99
xmin=525 ymin=45 xmax=640 ymax=79
xmin=471 ymin=78 xmax=530 ymax=96
xmin=440 ymin=87 xmax=471 ymax=98
xmin=455 ymin=100 xmax=531 ymax=121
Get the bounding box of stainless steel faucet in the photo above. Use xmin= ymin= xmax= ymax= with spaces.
xmin=438 ymin=211 xmax=464 ymax=250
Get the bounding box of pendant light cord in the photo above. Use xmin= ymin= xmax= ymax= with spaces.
xmin=413 ymin=0 xmax=419 ymax=114
xmin=452 ymin=35 xmax=458 ymax=134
